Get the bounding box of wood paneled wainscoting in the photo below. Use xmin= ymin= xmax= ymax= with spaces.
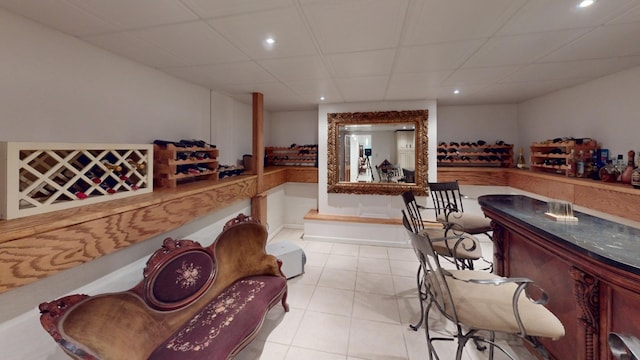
xmin=0 ymin=167 xmax=317 ymax=294
xmin=439 ymin=167 xmax=640 ymax=224
xmin=479 ymin=195 xmax=640 ymax=360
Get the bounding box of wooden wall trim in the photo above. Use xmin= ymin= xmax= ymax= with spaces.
xmin=439 ymin=167 xmax=640 ymax=223
xmin=0 ymin=167 xmax=317 ymax=294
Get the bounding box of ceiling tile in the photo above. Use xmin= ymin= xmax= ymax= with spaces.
xmin=258 ymin=55 xmax=330 ymax=81
xmin=446 ymin=78 xmax=590 ymax=105
xmin=179 ymin=0 xmax=293 ymax=19
xmin=66 ymin=0 xmax=198 ymax=30
xmin=327 ymin=49 xmax=396 ymax=77
xmin=497 ymin=0 xmax=635 ymax=36
xmin=463 ymin=29 xmax=589 ymax=68
xmin=130 ymin=21 xmax=248 ymax=66
xmin=81 ymin=32 xmax=188 ymax=68
xmin=607 ymin=3 xmax=640 ymax=24
xmin=334 ymin=76 xmax=389 ymax=102
xmin=207 ymin=7 xmax=317 ymax=60
xmin=501 ymin=57 xmax=640 ymax=83
xmin=385 ymin=72 xmax=451 ymax=101
xmin=302 ymin=0 xmax=408 ymax=53
xmin=284 ymin=78 xmax=344 ymax=103
xmin=403 ymin=0 xmax=525 ymax=45
xmin=394 ymin=40 xmax=486 ymax=73
xmin=163 ymin=62 xmax=278 ymax=89
xmin=443 ymin=66 xmax=520 ymax=86
xmin=541 ymin=21 xmax=640 ymax=62
xmin=0 ymin=0 xmax=116 ymax=36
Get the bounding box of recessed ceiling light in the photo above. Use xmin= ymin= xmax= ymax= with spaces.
xmin=453 ymin=89 xmax=460 ymax=95
xmin=265 ymin=37 xmax=276 ymax=45
xmin=578 ymin=0 xmax=595 ymax=8
xmin=320 ymin=96 xmax=325 ymax=101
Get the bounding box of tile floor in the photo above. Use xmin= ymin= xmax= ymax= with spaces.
xmin=234 ymin=228 xmax=539 ymax=360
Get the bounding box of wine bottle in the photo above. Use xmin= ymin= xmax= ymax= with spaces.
xmin=567 ymin=149 xmax=576 ymax=177
xmin=102 ymin=160 xmax=122 ymax=172
xmin=576 ymin=150 xmax=586 ymax=178
xmin=516 ymin=147 xmax=526 ymax=169
xmin=127 ymin=159 xmax=145 ymax=170
xmin=56 ymin=170 xmax=89 ymax=199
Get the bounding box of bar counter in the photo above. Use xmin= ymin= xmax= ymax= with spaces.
xmin=479 ymin=194 xmax=640 ymax=360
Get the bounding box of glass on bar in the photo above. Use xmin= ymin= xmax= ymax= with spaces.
xmin=545 ymin=200 xmax=578 ymax=222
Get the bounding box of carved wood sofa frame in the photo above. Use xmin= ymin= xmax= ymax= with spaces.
xmin=39 ymin=214 xmax=289 ymax=360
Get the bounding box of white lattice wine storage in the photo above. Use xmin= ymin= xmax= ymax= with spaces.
xmin=0 ymin=142 xmax=153 ymax=219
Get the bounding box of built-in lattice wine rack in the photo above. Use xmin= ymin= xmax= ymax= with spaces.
xmin=1 ymin=142 xmax=153 ymax=220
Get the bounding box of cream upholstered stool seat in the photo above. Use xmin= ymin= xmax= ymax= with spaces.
xmin=419 ymin=227 xmax=482 ymax=260
xmin=441 ymin=270 xmax=565 ymax=339
xmin=428 ymin=180 xmax=493 ymax=239
xmin=402 ymin=211 xmax=564 ymax=360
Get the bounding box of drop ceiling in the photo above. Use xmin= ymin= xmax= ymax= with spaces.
xmin=2 ymin=0 xmax=640 ymax=111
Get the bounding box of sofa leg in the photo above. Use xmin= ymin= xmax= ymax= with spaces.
xmin=281 ymin=291 xmax=290 ymax=312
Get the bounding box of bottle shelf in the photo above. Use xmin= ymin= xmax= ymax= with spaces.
xmin=153 ymin=143 xmax=219 ymax=188
xmin=437 ymin=141 xmax=513 ymax=168
xmin=529 ymin=138 xmax=599 ymax=177
xmin=266 ymin=145 xmax=318 ymax=167
xmin=1 ymin=142 xmax=153 ymax=220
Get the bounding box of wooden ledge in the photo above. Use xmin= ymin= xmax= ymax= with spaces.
xmin=304 ymin=209 xmax=402 ymax=225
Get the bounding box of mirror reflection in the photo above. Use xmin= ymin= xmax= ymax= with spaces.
xmin=327 ymin=109 xmax=428 ymax=196
xmin=338 ymin=123 xmax=416 ymax=184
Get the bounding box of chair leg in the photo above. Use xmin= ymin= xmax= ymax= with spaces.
xmin=410 ymin=264 xmax=426 ymax=331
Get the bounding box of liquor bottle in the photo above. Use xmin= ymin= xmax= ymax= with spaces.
xmin=631 ymin=151 xmax=640 ymax=188
xmin=566 ymin=149 xmax=576 ymax=177
xmin=590 ymin=149 xmax=601 ymax=180
xmin=584 ymin=149 xmax=594 ymax=179
xmin=516 ymin=147 xmax=526 ymax=169
xmin=599 ymin=160 xmax=621 ymax=182
xmin=576 ymin=150 xmax=586 ymax=178
xmin=621 ymin=150 xmax=636 ymax=184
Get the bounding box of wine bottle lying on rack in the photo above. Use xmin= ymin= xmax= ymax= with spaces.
xmin=55 ymin=170 xmax=89 ymax=199
xmin=127 ymin=159 xmax=145 ymax=170
xmin=102 ymin=160 xmax=122 ymax=172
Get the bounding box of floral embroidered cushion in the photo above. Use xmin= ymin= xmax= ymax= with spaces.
xmin=143 ymin=238 xmax=216 ymax=310
xmin=149 ymin=275 xmax=287 ymax=360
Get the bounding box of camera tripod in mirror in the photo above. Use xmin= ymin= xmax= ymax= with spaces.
xmin=357 ymin=148 xmax=374 ymax=182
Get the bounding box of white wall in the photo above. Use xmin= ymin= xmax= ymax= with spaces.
xmin=0 ymin=9 xmax=210 ymax=144
xmin=210 ymin=91 xmax=255 ymax=166
xmin=437 ymin=104 xmax=519 ymax=148
xmin=266 ymin=110 xmax=318 ymax=146
xmin=318 ymin=100 xmax=437 ymax=218
xmin=0 ymin=7 xmax=256 ymax=324
xmin=518 ymin=65 xmax=640 ymax=162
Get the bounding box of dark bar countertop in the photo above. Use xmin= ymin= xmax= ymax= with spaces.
xmin=478 ymin=194 xmax=640 ymax=275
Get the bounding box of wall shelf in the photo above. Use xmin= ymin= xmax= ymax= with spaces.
xmin=1 ymin=142 xmax=153 ymax=220
xmin=529 ymin=139 xmax=598 ymax=176
xmin=153 ymin=144 xmax=219 ymax=188
xmin=437 ymin=142 xmax=513 ymax=168
xmin=266 ymin=145 xmax=317 ymax=167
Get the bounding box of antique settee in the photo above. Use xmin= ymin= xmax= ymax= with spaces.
xmin=38 ymin=214 xmax=289 ymax=359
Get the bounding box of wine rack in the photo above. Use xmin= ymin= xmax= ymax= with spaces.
xmin=529 ymin=138 xmax=599 ymax=176
xmin=265 ymin=145 xmax=318 ymax=167
xmin=0 ymin=142 xmax=153 ymax=220
xmin=153 ymin=144 xmax=219 ymax=188
xmin=437 ymin=141 xmax=513 ymax=167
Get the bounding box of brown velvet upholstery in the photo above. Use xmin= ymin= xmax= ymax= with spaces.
xmin=39 ymin=214 xmax=289 ymax=360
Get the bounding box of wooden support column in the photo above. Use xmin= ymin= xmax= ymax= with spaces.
xmin=251 ymin=92 xmax=267 ymax=225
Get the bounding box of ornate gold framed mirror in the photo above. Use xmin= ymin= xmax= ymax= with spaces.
xmin=327 ymin=109 xmax=428 ymax=195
